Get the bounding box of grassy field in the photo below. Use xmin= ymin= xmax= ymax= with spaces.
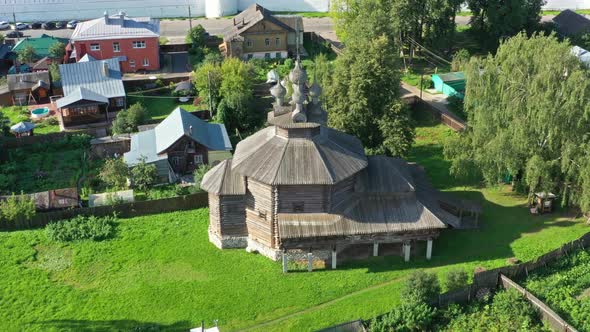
xmin=0 ymin=115 xmax=588 ymax=331
xmin=126 ymin=95 xmax=199 ymax=122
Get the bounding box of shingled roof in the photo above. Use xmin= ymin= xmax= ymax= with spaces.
xmin=222 ymin=4 xmax=295 ymax=42
xmin=553 ymin=9 xmax=590 ymax=36
xmin=231 ymin=126 xmax=368 ymax=185
xmin=201 ymin=159 xmax=246 ymax=195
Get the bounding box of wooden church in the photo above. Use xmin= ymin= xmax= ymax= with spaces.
xmin=201 ymin=60 xmax=480 ymax=271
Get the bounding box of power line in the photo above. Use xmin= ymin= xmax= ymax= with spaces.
xmin=406 ymin=36 xmax=452 ymax=65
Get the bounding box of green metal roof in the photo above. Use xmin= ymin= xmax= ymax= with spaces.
xmin=433 ymin=71 xmax=465 ymax=83
xmin=12 ymin=34 xmax=69 ymax=59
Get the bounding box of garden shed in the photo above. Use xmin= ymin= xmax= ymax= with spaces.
xmin=431 ymin=72 xmax=465 ymax=99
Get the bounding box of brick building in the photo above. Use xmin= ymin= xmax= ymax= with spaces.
xmin=70 ymin=11 xmax=160 ymax=73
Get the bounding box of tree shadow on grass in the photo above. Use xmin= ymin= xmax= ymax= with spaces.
xmin=31 ymin=319 xmax=192 ymax=332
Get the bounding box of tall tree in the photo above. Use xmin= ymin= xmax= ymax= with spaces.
xmin=445 ymin=33 xmax=590 ymax=209
xmin=467 ymin=0 xmax=544 ymax=49
xmin=217 ymin=58 xmax=255 ymax=133
xmin=327 ymin=0 xmax=414 ymax=157
xmin=48 ymin=42 xmax=66 ymax=61
xmin=17 ymin=45 xmax=36 ymax=64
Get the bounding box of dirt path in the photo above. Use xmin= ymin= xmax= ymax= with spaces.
xmin=238 ymin=275 xmax=407 ymax=331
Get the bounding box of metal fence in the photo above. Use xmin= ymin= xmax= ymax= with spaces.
xmin=500 ymin=274 xmax=578 ymax=332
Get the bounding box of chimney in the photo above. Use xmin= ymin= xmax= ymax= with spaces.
xmin=101 ymin=62 xmax=109 ymax=77
xmin=119 ymin=11 xmax=125 ymax=26
xmin=104 ymin=11 xmax=108 ymax=23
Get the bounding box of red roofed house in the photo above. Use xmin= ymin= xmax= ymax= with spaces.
xmin=70 ymin=11 xmax=160 ymax=73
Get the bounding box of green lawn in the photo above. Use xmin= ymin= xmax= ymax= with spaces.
xmin=1 ymin=106 xmax=61 ymax=135
xmin=0 ymin=115 xmax=588 ymax=331
xmin=126 ymin=95 xmax=199 ymax=122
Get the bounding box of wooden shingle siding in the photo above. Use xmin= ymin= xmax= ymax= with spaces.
xmin=220 ymin=195 xmax=247 ymax=236
xmin=277 ymin=185 xmax=328 ymax=213
xmin=276 ymin=126 xmax=320 ymax=138
xmin=245 ymin=178 xmax=275 ymax=247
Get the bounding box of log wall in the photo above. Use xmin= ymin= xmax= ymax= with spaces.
xmin=277 ymin=185 xmax=328 ymax=213
xmin=208 ymin=193 xmax=222 ymax=235
xmin=245 ymin=179 xmax=275 ymax=248
xmin=219 ymin=195 xmax=247 ymax=236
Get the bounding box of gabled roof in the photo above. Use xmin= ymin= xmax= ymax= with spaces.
xmin=71 ymin=12 xmax=160 ymax=41
xmin=79 ymin=53 xmax=97 ymax=62
xmin=56 ymin=86 xmax=109 ymax=108
xmin=154 ymin=107 xmax=232 ymax=154
xmin=7 ymin=71 xmax=50 ymax=91
xmin=223 ymin=4 xmax=296 ymax=42
xmin=123 ymin=129 xmax=168 ymax=166
xmin=59 ymin=58 xmax=125 ymax=99
xmin=12 ymin=34 xmax=68 ymax=59
xmin=10 ymin=121 xmax=36 ymax=133
xmin=553 ymin=9 xmax=590 ymax=36
xmin=201 ymin=159 xmax=245 ymax=195
xmin=231 ymin=126 xmax=368 ymax=185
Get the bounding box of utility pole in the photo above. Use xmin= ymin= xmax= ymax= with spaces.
xmin=12 ymin=12 xmax=19 ymax=41
xmin=188 ymin=5 xmax=193 ymax=30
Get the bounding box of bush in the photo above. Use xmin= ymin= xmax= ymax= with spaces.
xmin=99 ymin=158 xmax=129 ymax=189
xmin=369 ymin=295 xmax=437 ymax=332
xmin=445 ymin=269 xmax=468 ymax=291
xmin=112 ymin=102 xmax=146 ymax=134
xmin=193 ymin=164 xmax=213 ymax=190
xmin=0 ymin=193 xmax=36 ymax=223
xmin=46 ymin=215 xmax=116 ymax=242
xmin=130 ymin=157 xmax=158 ymax=191
xmin=402 ymin=271 xmax=441 ymax=302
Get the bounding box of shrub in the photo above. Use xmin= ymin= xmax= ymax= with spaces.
xmin=130 ymin=157 xmax=158 ymax=191
xmin=46 ymin=215 xmax=116 ymax=242
xmin=0 ymin=193 xmax=36 ymax=223
xmin=402 ymin=270 xmax=441 ymax=302
xmin=193 ymin=163 xmax=213 ymax=190
xmin=112 ymin=102 xmax=146 ymax=134
xmin=445 ymin=269 xmax=468 ymax=291
xmin=99 ymin=158 xmax=129 ymax=189
xmin=369 ymin=295 xmax=437 ymax=332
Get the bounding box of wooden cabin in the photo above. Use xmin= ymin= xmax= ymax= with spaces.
xmin=201 ymin=61 xmax=482 ymax=271
xmin=7 ymin=71 xmax=51 ymax=105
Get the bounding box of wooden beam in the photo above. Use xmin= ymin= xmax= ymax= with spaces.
xmin=426 ymin=238 xmax=433 ymax=260
xmin=331 ymin=248 xmax=337 ymax=269
xmin=373 ymin=242 xmax=379 ymax=257
xmin=404 ymin=242 xmax=411 ymax=262
xmin=282 ymin=250 xmax=288 ymax=273
xmin=307 ymin=252 xmax=313 ymax=272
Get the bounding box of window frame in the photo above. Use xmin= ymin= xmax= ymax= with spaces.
xmin=264 ymin=38 xmax=270 ymax=46
xmin=113 ymin=42 xmax=120 ymax=52
xmin=132 ymin=40 xmax=146 ymax=49
xmin=142 ymin=58 xmax=149 ymax=67
xmin=275 ymin=37 xmax=280 ymax=46
xmin=90 ymin=43 xmax=100 ymax=51
xmin=129 ymin=59 xmax=136 ymax=68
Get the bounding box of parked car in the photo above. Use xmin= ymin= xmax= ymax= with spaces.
xmin=30 ymin=21 xmax=43 ymax=29
xmin=55 ymin=21 xmax=67 ymax=29
xmin=6 ymin=30 xmax=24 ymax=38
xmin=0 ymin=21 xmax=9 ymax=30
xmin=42 ymin=21 xmax=56 ymax=30
xmin=14 ymin=22 xmax=28 ymax=30
xmin=66 ymin=20 xmax=78 ymax=29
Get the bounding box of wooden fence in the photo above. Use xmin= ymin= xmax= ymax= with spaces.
xmin=0 ymin=192 xmax=209 ymax=231
xmin=0 ymin=129 xmax=97 ymax=149
xmin=500 ymin=274 xmax=578 ymax=332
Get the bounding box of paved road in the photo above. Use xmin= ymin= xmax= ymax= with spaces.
xmin=2 ymin=14 xmax=559 ymax=43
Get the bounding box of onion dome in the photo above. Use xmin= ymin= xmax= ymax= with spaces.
xmin=290 ymin=87 xmax=305 ymax=105
xmin=270 ymin=81 xmax=286 ymax=100
xmin=309 ymin=81 xmax=322 ymax=103
xmin=289 ymin=60 xmax=307 ymax=85
xmin=266 ymin=69 xmax=280 ymax=84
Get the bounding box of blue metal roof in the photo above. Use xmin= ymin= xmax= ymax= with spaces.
xmin=154 ymin=107 xmax=232 ymax=154
xmin=59 ymin=57 xmax=125 ymax=99
xmin=56 ymin=86 xmax=110 ymax=108
xmin=124 ymin=107 xmax=232 ymax=167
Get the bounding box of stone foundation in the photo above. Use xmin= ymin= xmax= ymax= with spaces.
xmin=246 ymin=238 xmax=282 ymax=261
xmin=208 ymin=230 xmax=248 ymax=249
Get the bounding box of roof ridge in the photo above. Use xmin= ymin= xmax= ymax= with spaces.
xmin=312 ymin=139 xmax=335 ymax=184
xmin=270 ymin=138 xmax=291 ymax=185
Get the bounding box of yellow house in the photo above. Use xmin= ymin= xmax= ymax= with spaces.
xmin=219 ymin=4 xmax=303 ymax=60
